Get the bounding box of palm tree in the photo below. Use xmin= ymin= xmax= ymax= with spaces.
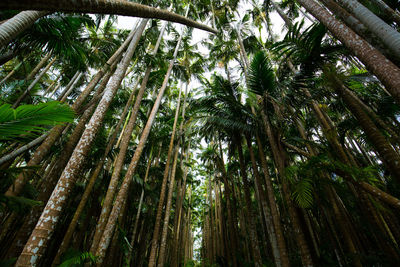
xmin=15 ymin=21 xmax=146 ymax=266
xmin=93 ymin=27 xmax=184 ymax=265
xmin=296 ymin=0 xmax=400 ymax=104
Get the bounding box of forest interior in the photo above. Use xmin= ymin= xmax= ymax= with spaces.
xmin=1 ymin=0 xmax=400 ymax=266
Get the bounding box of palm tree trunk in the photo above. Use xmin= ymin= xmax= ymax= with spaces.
xmin=255 ymin=133 xmax=290 ymax=267
xmin=27 ymin=52 xmax=52 ymax=81
xmin=0 ymin=62 xmax=22 ymax=86
xmin=157 ymin=143 xmax=181 ymax=266
xmin=297 ymin=0 xmax=400 ymax=104
xmin=326 ymin=72 xmax=400 ymax=183
xmin=320 ymin=0 xmax=400 ymax=65
xmin=59 ymin=72 xmax=84 ymax=102
xmin=0 ymin=0 xmax=217 ymax=34
xmin=246 ymin=134 xmax=282 ymax=267
xmin=93 ymin=29 xmax=183 ymax=265
xmin=260 ymin=104 xmax=314 ymax=267
xmin=370 ymin=0 xmax=400 ymax=24
xmin=236 ymin=139 xmax=263 ymax=267
xmin=337 ymin=0 xmax=400 ymax=56
xmin=13 ymin=56 xmax=56 ymax=108
xmin=51 ymin=79 xmax=138 ymax=265
xmin=88 ymin=18 xmax=165 ymax=254
xmin=15 ymin=22 xmax=144 ymax=267
xmin=0 ymin=10 xmax=48 ymax=46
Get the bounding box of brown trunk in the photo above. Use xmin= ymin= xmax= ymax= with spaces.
xmin=327 ymin=72 xmax=400 ymax=182
xmin=236 ymin=139 xmax=263 ymax=267
xmin=297 ymin=0 xmax=400 ymax=104
xmin=260 ymin=104 xmax=314 ymax=267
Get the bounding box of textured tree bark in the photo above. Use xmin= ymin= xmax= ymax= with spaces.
xmin=320 ymin=0 xmax=400 ymax=65
xmin=0 ymin=10 xmax=48 ymax=46
xmin=0 ymin=0 xmax=217 ymax=34
xmin=94 ymin=28 xmax=183 ymax=265
xmin=15 ymin=22 xmax=144 ymax=266
xmin=297 ymin=0 xmax=400 ymax=104
xmin=51 ymin=78 xmax=137 ymax=265
xmin=337 ymin=0 xmax=400 ymax=56
xmin=370 ymin=0 xmax=400 ymax=24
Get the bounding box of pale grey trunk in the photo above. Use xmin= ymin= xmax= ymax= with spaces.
xmin=15 ymin=22 xmax=145 ymax=266
xmin=338 ymin=0 xmax=400 ymax=56
xmin=0 ymin=133 xmax=48 ymax=165
xmin=56 ymin=71 xmax=80 ymax=101
xmin=60 ymin=72 xmax=83 ymax=102
xmin=0 ymin=11 xmax=48 ymax=47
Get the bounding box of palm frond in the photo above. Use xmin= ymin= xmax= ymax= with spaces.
xmin=0 ymin=101 xmax=74 ymax=140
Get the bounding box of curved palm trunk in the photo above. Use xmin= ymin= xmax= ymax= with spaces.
xmin=94 ymin=30 xmax=183 ymax=265
xmin=0 ymin=0 xmax=217 ymax=34
xmin=0 ymin=11 xmax=48 ymax=46
xmin=297 ymin=0 xmax=400 ymax=104
xmin=320 ymin=0 xmax=400 ymax=65
xmin=15 ymin=23 xmax=144 ymax=267
xmin=337 ymin=0 xmax=400 ymax=56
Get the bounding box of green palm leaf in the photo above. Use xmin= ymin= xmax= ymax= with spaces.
xmin=0 ymin=101 xmax=74 ymax=140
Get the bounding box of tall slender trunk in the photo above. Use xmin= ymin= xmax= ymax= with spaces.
xmin=89 ymin=19 xmax=165 ymax=254
xmin=15 ymin=23 xmax=144 ymax=267
xmin=157 ymin=142 xmax=181 ymax=266
xmin=236 ymin=139 xmax=263 ymax=267
xmin=260 ymin=103 xmax=314 ymax=267
xmin=94 ymin=29 xmax=183 ymax=265
xmin=297 ymin=0 xmax=400 ymax=104
xmin=326 ymin=72 xmax=400 ymax=182
xmin=13 ymin=56 xmax=56 ymax=108
xmin=370 ymin=0 xmax=400 ymax=24
xmin=0 ymin=62 xmax=22 ymax=86
xmin=59 ymin=72 xmax=84 ymax=102
xmin=51 ymin=79 xmax=138 ymax=265
xmin=246 ymin=134 xmax=282 ymax=267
